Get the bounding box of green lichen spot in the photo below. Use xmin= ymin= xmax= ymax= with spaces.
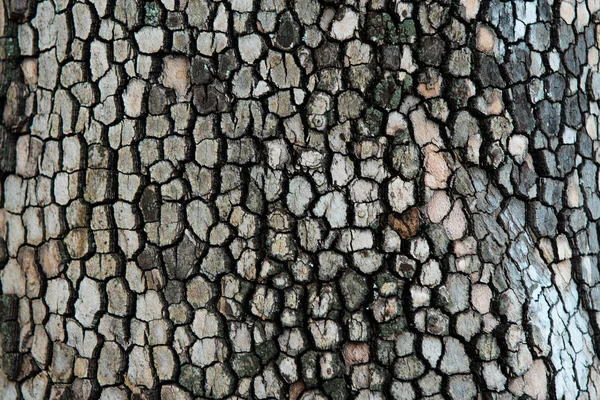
xmin=366 ymin=12 xmax=399 ymax=44
xmin=179 ymin=364 xmax=204 ymax=396
xmin=233 ymin=354 xmax=259 ymax=378
xmin=301 ymin=351 xmax=319 ymax=386
xmin=378 ymin=316 xmax=406 ymax=338
xmin=374 ymin=77 xmax=403 ymax=111
xmin=5 ymin=38 xmax=19 ymax=60
xmin=144 ymin=2 xmax=161 ymax=26
xmin=365 ymin=107 xmax=384 ymax=136
xmin=256 ymin=340 xmax=278 ymax=364
xmin=232 ymin=353 xmax=261 ymax=378
xmin=398 ymin=20 xmax=416 ymax=44
xmin=324 ymin=378 xmax=349 ymax=399
xmin=401 ymin=74 xmax=414 ymax=92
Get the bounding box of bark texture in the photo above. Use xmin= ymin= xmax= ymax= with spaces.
xmin=1 ymin=0 xmax=600 ymax=399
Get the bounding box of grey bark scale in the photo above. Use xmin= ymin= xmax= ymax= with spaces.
xmin=0 ymin=0 xmax=599 ymax=399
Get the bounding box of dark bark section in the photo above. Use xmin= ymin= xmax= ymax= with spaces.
xmin=0 ymin=0 xmax=29 ymax=176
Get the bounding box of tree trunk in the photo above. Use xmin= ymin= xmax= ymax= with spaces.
xmin=1 ymin=0 xmax=600 ymax=399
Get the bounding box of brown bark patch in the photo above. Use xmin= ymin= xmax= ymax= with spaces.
xmin=388 ymin=207 xmax=421 ymax=239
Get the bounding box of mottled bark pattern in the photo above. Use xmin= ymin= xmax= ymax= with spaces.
xmin=0 ymin=0 xmax=26 ymax=175
xmin=1 ymin=0 xmax=600 ymax=399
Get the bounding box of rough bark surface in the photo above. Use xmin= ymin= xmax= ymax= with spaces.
xmin=1 ymin=0 xmax=600 ymax=399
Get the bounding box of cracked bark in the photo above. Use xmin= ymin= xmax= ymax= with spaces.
xmin=1 ymin=0 xmax=600 ymax=399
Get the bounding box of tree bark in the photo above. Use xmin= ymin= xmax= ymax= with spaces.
xmin=1 ymin=0 xmax=600 ymax=399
